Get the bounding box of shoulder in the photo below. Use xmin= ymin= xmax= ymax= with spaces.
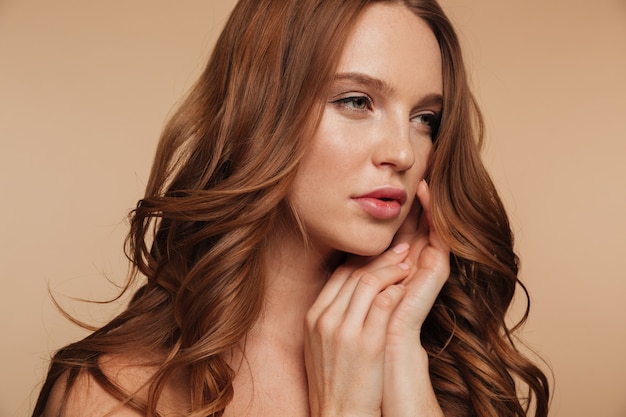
xmin=43 ymin=365 xmax=142 ymax=417
xmin=42 ymin=353 xmax=189 ymax=417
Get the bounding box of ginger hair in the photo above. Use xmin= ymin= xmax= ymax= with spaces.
xmin=33 ymin=1 xmax=549 ymax=416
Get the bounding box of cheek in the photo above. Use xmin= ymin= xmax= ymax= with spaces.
xmin=410 ymin=141 xmax=433 ymax=181
xmin=302 ymin=126 xmax=361 ymax=179
xmin=289 ymin=141 xmax=347 ymax=204
xmin=317 ymin=126 xmax=360 ymax=160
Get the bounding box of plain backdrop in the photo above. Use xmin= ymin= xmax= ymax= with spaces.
xmin=1 ymin=1 xmax=625 ymax=416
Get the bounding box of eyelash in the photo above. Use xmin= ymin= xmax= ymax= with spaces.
xmin=333 ymin=95 xmax=373 ymax=111
xmin=415 ymin=113 xmax=441 ymax=141
xmin=332 ymin=95 xmax=441 ymax=137
xmin=412 ymin=113 xmax=440 ymax=128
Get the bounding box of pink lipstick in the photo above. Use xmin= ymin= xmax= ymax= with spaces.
xmin=352 ymin=187 xmax=407 ymax=220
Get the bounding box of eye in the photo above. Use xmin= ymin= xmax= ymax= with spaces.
xmin=411 ymin=112 xmax=441 ymax=140
xmin=333 ymin=95 xmax=373 ymax=111
xmin=412 ymin=113 xmax=439 ymax=127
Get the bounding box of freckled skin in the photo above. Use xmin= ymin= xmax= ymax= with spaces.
xmin=289 ymin=4 xmax=443 ymax=257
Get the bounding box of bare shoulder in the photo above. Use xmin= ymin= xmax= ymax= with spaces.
xmin=43 ymin=365 xmax=143 ymax=417
xmin=42 ymin=353 xmax=189 ymax=417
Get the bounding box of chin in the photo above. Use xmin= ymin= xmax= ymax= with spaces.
xmin=345 ymin=238 xmax=394 ymax=257
xmin=310 ymin=227 xmax=397 ymax=259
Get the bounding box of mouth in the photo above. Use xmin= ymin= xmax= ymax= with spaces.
xmin=351 ymin=187 xmax=407 ymax=220
xmin=356 ymin=188 xmax=408 ymax=205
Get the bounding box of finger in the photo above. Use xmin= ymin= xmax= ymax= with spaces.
xmin=390 ymin=264 xmax=449 ymax=333
xmin=416 ymin=180 xmax=447 ymax=251
xmin=307 ymin=243 xmax=410 ymax=321
xmin=342 ymin=263 xmax=410 ymax=329
xmin=362 ymin=284 xmax=406 ymax=340
xmin=319 ymin=244 xmax=409 ymax=322
xmin=391 ymin=182 xmax=425 ymax=250
xmin=388 ymin=181 xmax=450 ymax=332
xmin=394 ymin=199 xmax=420 ymax=242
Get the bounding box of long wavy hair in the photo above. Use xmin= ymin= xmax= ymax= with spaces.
xmin=33 ymin=1 xmax=550 ymax=416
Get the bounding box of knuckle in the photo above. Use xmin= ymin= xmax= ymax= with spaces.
xmin=332 ymin=264 xmax=352 ymax=277
xmin=304 ymin=310 xmax=318 ymax=330
xmin=333 ymin=324 xmax=353 ymax=345
xmin=309 ymin=315 xmax=355 ymax=348
xmin=358 ymin=271 xmax=379 ymax=288
xmin=387 ymin=317 xmax=404 ymax=336
xmin=373 ymin=286 xmax=403 ymax=310
xmin=373 ymin=292 xmax=395 ymax=310
xmin=314 ymin=311 xmax=336 ymax=334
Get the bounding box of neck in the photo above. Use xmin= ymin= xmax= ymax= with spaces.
xmin=222 ymin=234 xmax=341 ymax=417
xmin=252 ymin=233 xmax=342 ymax=349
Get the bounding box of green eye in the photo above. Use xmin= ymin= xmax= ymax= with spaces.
xmin=334 ymin=96 xmax=372 ymax=111
xmin=412 ymin=112 xmax=441 ymax=141
xmin=413 ymin=113 xmax=435 ymax=126
xmin=349 ymin=97 xmax=369 ymax=110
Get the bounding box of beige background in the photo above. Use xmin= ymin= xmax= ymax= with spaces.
xmin=1 ymin=1 xmax=624 ymax=416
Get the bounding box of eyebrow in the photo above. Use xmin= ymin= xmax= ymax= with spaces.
xmin=416 ymin=93 xmax=444 ymax=109
xmin=333 ymin=72 xmax=443 ymax=108
xmin=334 ymin=72 xmax=396 ymax=95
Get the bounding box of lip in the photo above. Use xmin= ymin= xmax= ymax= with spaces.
xmin=352 ymin=187 xmax=408 ymax=220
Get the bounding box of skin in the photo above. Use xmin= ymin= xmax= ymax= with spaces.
xmin=226 ymin=4 xmax=449 ymax=416
xmin=298 ymin=4 xmax=448 ymax=417
xmin=304 ymin=182 xmax=448 ymax=417
xmin=43 ymin=3 xmax=450 ymax=417
xmin=288 ymin=4 xmax=442 ymax=258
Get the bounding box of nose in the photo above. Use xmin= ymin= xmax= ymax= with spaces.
xmin=372 ymin=113 xmax=415 ymax=171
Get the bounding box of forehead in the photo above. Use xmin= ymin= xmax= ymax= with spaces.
xmin=335 ymin=3 xmax=442 ymax=96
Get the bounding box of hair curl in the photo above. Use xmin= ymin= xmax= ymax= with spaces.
xmin=33 ymin=1 xmax=550 ymax=416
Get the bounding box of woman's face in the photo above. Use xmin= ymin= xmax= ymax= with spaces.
xmin=290 ymin=3 xmax=443 ymax=257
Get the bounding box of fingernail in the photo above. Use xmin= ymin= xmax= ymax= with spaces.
xmin=391 ymin=243 xmax=410 ymax=254
xmin=398 ymin=262 xmax=410 ymax=271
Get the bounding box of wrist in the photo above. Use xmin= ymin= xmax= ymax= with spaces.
xmin=385 ymin=340 xmax=429 ymax=367
xmin=383 ymin=347 xmax=442 ymax=417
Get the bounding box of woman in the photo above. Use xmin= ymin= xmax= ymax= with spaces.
xmin=33 ymin=0 xmax=550 ymax=416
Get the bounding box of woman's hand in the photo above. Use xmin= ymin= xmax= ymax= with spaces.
xmin=304 ymin=244 xmax=411 ymax=417
xmin=383 ymin=180 xmax=449 ymax=417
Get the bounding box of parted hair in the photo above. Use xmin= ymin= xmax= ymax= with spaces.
xmin=33 ymin=1 xmax=550 ymax=416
